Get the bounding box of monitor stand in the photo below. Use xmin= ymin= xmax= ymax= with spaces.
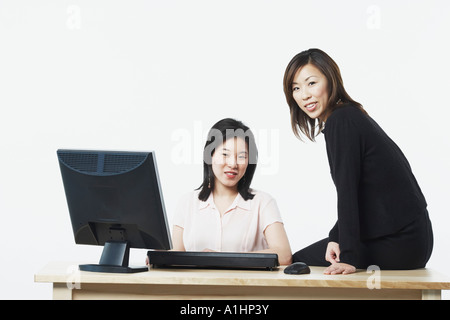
xmin=79 ymin=241 xmax=148 ymax=273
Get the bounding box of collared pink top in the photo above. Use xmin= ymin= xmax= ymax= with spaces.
xmin=173 ymin=189 xmax=283 ymax=252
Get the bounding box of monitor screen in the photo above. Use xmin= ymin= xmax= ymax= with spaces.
xmin=57 ymin=149 xmax=172 ymax=273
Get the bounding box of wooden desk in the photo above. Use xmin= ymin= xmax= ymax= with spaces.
xmin=35 ymin=261 xmax=450 ymax=300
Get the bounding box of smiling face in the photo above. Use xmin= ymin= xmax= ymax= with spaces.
xmin=211 ymin=137 xmax=249 ymax=192
xmin=292 ymin=63 xmax=330 ymax=121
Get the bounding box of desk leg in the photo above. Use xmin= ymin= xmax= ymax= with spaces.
xmin=53 ymin=283 xmax=73 ymax=300
xmin=422 ymin=289 xmax=441 ymax=300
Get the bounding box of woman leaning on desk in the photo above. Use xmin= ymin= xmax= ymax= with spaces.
xmin=171 ymin=118 xmax=292 ymax=265
xmin=283 ymin=48 xmax=433 ymax=274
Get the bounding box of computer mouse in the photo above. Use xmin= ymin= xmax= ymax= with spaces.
xmin=284 ymin=262 xmax=311 ymax=275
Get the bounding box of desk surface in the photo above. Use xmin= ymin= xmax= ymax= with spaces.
xmin=35 ymin=261 xmax=450 ymax=290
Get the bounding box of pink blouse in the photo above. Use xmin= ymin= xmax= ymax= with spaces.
xmin=173 ymin=189 xmax=283 ymax=252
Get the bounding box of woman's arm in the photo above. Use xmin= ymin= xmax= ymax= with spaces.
xmin=253 ymin=222 xmax=292 ymax=265
xmin=324 ymin=108 xmax=363 ymax=270
xmin=171 ymin=225 xmax=186 ymax=251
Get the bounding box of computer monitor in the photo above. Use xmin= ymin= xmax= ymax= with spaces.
xmin=57 ymin=149 xmax=172 ymax=273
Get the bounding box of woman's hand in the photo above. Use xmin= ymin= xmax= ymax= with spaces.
xmin=324 ymin=241 xmax=356 ymax=274
xmin=324 ymin=263 xmax=356 ymax=275
xmin=325 ymin=241 xmax=340 ymax=264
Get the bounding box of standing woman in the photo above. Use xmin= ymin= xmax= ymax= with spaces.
xmin=283 ymin=49 xmax=433 ymax=274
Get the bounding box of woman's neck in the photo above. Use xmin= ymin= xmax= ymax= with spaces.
xmin=212 ymin=182 xmax=238 ymax=217
xmin=212 ymin=181 xmax=238 ymax=199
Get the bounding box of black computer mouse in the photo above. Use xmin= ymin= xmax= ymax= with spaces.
xmin=284 ymin=262 xmax=311 ymax=275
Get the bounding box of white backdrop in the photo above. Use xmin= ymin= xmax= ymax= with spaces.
xmin=0 ymin=0 xmax=449 ymax=299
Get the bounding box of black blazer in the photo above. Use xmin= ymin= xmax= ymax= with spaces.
xmin=323 ymin=104 xmax=427 ymax=266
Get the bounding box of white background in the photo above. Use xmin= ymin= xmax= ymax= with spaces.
xmin=0 ymin=0 xmax=449 ymax=299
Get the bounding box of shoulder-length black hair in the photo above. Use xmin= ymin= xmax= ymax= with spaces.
xmin=283 ymin=48 xmax=367 ymax=141
xmin=197 ymin=118 xmax=258 ymax=201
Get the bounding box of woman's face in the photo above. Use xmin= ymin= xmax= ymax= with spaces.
xmin=211 ymin=137 xmax=248 ymax=191
xmin=292 ymin=63 xmax=329 ymax=121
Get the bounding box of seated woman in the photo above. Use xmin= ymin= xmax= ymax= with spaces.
xmin=172 ymin=118 xmax=292 ymax=265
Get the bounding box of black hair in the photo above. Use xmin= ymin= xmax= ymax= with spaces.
xmin=197 ymin=118 xmax=258 ymax=201
xmin=283 ymin=48 xmax=366 ymax=141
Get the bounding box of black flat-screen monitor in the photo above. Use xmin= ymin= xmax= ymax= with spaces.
xmin=57 ymin=149 xmax=172 ymax=273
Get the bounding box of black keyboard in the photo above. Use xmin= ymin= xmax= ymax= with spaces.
xmin=147 ymin=251 xmax=279 ymax=271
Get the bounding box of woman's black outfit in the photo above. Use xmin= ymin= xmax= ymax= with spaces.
xmin=293 ymin=104 xmax=433 ymax=269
